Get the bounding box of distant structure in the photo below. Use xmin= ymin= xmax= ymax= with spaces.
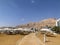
xmin=56 ymin=18 xmax=60 ymax=26
xmin=0 ymin=27 xmax=35 ymax=35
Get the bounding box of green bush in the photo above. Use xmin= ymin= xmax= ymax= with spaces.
xmin=51 ymin=26 xmax=60 ymax=34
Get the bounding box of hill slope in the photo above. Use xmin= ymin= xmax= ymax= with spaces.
xmin=16 ymin=18 xmax=56 ymax=29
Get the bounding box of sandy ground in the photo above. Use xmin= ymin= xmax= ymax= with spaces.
xmin=0 ymin=33 xmax=60 ymax=45
xmin=0 ymin=34 xmax=25 ymax=45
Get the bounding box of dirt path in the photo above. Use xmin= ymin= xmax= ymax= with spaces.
xmin=17 ymin=33 xmax=44 ymax=45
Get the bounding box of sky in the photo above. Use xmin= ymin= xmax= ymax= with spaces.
xmin=0 ymin=0 xmax=60 ymax=27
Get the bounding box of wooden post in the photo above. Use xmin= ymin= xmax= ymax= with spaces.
xmin=44 ymin=34 xmax=46 ymax=45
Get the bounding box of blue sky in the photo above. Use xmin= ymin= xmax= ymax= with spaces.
xmin=0 ymin=0 xmax=60 ymax=26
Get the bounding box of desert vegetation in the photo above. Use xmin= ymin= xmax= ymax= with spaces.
xmin=51 ymin=26 xmax=60 ymax=34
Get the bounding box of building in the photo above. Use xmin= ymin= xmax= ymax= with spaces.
xmin=56 ymin=18 xmax=60 ymax=26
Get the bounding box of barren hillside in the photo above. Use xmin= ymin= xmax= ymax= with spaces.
xmin=16 ymin=18 xmax=56 ymax=29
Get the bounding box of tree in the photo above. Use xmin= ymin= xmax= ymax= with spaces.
xmin=51 ymin=26 xmax=60 ymax=34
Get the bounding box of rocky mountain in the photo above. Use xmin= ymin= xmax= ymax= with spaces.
xmin=16 ymin=18 xmax=56 ymax=29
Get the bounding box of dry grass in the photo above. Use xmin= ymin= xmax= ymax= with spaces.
xmin=0 ymin=33 xmax=60 ymax=45
xmin=37 ymin=32 xmax=60 ymax=45
xmin=0 ymin=34 xmax=25 ymax=45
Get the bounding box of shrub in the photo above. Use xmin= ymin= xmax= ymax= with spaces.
xmin=51 ymin=26 xmax=60 ymax=34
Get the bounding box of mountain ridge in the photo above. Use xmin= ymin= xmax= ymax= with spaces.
xmin=16 ymin=18 xmax=56 ymax=29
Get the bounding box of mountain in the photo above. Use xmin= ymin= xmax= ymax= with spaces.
xmin=16 ymin=18 xmax=56 ymax=29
